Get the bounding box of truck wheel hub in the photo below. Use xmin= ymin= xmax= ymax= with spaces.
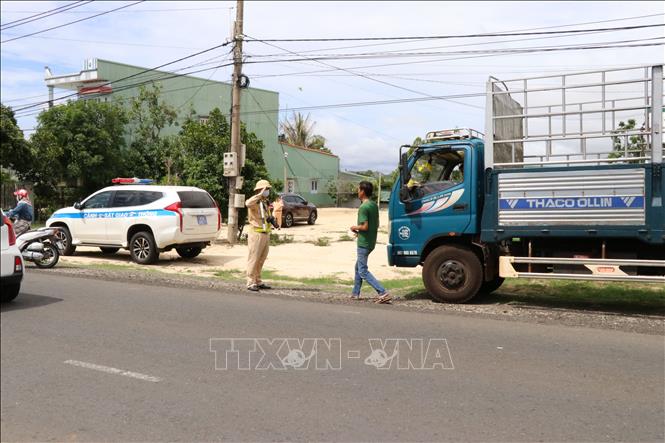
xmin=439 ymin=260 xmax=466 ymax=289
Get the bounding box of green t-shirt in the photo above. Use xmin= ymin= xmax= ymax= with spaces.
xmin=357 ymin=200 xmax=379 ymax=251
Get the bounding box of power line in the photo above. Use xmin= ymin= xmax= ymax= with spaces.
xmin=247 ymin=21 xmax=665 ymax=59
xmin=268 ymin=13 xmax=665 ymax=55
xmin=243 ymin=37 xmax=665 ymax=64
xmin=244 ymin=23 xmax=665 ymax=43
xmin=9 ymin=36 xmax=660 ymax=116
xmin=11 ymin=55 xmax=228 ymax=112
xmin=1 ymin=1 xmax=92 ymax=30
xmin=246 ymin=34 xmax=484 ymax=110
xmin=11 ymin=60 xmax=240 ymax=120
xmin=0 ymin=33 xmax=204 ymax=50
xmin=11 ymin=42 xmax=233 ymax=112
xmin=245 ymin=41 xmax=665 ymax=78
xmin=238 ymin=93 xmax=489 ymax=117
xmin=11 ymin=61 xmax=236 ymax=118
xmin=1 ymin=1 xmax=146 ymax=44
xmin=3 ymin=6 xmax=235 ymax=14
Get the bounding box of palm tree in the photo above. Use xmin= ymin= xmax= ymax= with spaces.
xmin=281 ymin=112 xmax=314 ymax=147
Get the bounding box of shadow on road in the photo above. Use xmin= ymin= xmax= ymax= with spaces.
xmin=1 ymin=293 xmax=63 ymax=312
xmin=404 ymin=284 xmax=665 ymax=317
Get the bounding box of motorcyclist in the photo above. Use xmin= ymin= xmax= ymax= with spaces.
xmin=7 ymin=189 xmax=34 ymax=236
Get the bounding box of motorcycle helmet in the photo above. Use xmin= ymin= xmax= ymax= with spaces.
xmin=13 ymin=189 xmax=29 ymax=201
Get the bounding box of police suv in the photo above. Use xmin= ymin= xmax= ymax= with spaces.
xmin=46 ymin=179 xmax=221 ymax=264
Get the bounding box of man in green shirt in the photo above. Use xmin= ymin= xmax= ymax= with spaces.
xmin=350 ymin=181 xmax=391 ymax=303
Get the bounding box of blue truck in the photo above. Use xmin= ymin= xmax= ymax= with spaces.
xmin=388 ymin=65 xmax=664 ymax=302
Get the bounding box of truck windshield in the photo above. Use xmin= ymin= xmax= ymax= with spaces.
xmin=407 ymin=149 xmax=465 ymax=198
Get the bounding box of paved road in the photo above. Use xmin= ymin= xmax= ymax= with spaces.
xmin=2 ymin=273 xmax=663 ymax=442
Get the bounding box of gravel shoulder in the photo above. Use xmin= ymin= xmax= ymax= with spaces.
xmin=38 ymin=265 xmax=664 ymax=336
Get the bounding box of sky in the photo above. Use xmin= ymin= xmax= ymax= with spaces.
xmin=1 ymin=1 xmax=664 ymax=173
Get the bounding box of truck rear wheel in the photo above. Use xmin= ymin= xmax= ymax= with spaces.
xmin=423 ymin=245 xmax=483 ymax=303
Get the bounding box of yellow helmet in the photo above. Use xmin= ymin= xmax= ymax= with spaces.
xmin=253 ymin=179 xmax=272 ymax=191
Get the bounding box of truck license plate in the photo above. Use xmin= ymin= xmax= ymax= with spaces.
xmin=197 ymin=215 xmax=207 ymax=225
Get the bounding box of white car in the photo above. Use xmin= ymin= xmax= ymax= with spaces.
xmin=1 ymin=210 xmax=24 ymax=302
xmin=46 ymin=184 xmax=222 ymax=264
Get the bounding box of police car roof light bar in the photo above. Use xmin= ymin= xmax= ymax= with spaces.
xmin=112 ymin=177 xmax=154 ymax=185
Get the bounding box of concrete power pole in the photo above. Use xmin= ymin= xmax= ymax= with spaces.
xmin=227 ymin=0 xmax=244 ymax=244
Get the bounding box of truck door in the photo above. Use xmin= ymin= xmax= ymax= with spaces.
xmin=390 ymin=146 xmax=473 ymax=260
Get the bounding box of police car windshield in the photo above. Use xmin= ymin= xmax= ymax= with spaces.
xmin=178 ymin=191 xmax=215 ymax=208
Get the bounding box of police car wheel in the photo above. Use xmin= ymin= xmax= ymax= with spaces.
xmin=284 ymin=213 xmax=294 ymax=228
xmin=423 ymin=245 xmax=483 ymax=304
xmin=129 ymin=231 xmax=159 ymax=265
xmin=100 ymin=247 xmax=120 ymax=254
xmin=55 ymin=227 xmax=76 ymax=256
xmin=176 ymin=246 xmax=202 ymax=259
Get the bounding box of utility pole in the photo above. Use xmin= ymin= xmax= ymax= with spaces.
xmin=283 ymin=152 xmax=289 ymax=192
xmin=227 ymin=0 xmax=244 ymax=244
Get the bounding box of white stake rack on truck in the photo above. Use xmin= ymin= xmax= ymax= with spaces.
xmin=388 ymin=65 xmax=664 ymax=303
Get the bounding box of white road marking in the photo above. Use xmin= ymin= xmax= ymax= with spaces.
xmin=64 ymin=360 xmax=162 ymax=382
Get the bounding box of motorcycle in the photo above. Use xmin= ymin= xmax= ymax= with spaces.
xmin=8 ymin=217 xmax=65 ymax=269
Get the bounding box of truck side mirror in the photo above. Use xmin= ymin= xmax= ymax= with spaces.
xmin=399 ymin=152 xmax=411 ymax=203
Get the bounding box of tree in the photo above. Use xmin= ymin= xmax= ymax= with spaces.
xmin=280 ymin=111 xmax=331 ymax=153
xmin=609 ymin=119 xmax=647 ymax=159
xmin=0 ymin=104 xmax=31 ymax=183
xmin=125 ymin=83 xmax=179 ymax=178
xmin=176 ymin=108 xmax=276 ymax=230
xmin=29 ymin=99 xmax=128 ymax=204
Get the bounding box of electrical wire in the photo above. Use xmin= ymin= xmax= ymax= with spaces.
xmin=3 ymin=6 xmax=236 ymax=14
xmin=244 ymin=23 xmax=665 ymax=43
xmin=259 ymin=13 xmax=665 ymax=55
xmin=242 ymin=37 xmax=665 ymax=64
xmin=245 ymin=34 xmax=484 ymax=110
xmin=1 ymin=1 xmax=93 ymax=30
xmin=11 ymin=60 xmax=236 ymax=118
xmin=0 ymin=33 xmax=204 ymax=50
xmin=1 ymin=1 xmax=146 ymax=44
xmin=246 ymin=41 xmax=665 ymax=78
xmin=11 ymin=41 xmax=233 ymax=112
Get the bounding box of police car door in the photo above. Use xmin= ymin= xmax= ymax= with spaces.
xmin=78 ymin=191 xmax=114 ymax=243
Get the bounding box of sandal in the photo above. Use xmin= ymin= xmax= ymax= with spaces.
xmin=375 ymin=293 xmax=392 ymax=304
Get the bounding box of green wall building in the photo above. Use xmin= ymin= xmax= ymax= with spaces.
xmin=45 ymin=58 xmax=338 ymax=206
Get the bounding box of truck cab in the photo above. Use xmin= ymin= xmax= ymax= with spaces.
xmin=389 ymin=129 xmax=484 ymax=268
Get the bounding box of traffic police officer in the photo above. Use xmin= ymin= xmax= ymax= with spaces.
xmin=245 ymin=179 xmax=273 ymax=291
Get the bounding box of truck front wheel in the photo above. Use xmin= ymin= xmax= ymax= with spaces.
xmin=480 ymin=277 xmax=504 ymax=294
xmin=423 ymin=245 xmax=483 ymax=303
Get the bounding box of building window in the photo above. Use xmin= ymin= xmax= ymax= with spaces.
xmin=310 ymin=179 xmax=318 ymax=193
xmin=287 ymin=179 xmax=295 ymax=193
xmin=199 ymin=116 xmax=209 ymax=124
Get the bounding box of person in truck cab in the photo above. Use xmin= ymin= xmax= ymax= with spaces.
xmin=7 ymin=189 xmax=33 ymax=236
xmin=406 ymin=151 xmax=464 ymax=199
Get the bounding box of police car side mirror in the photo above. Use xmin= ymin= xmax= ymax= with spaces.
xmin=74 ymin=202 xmax=82 ymax=210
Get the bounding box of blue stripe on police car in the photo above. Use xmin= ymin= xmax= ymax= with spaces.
xmin=51 ymin=209 xmax=176 ymax=219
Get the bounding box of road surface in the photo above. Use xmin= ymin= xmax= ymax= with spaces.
xmin=2 ymin=273 xmax=663 ymax=441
